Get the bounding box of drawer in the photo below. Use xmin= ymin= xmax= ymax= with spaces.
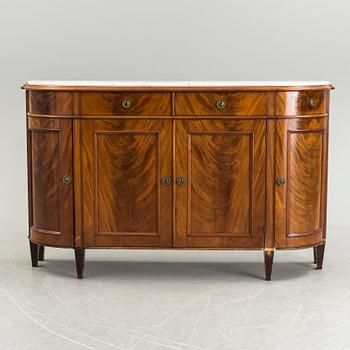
xmin=175 ymin=92 xmax=269 ymax=116
xmin=29 ymin=91 xmax=73 ymax=116
xmin=82 ymin=92 xmax=171 ymax=116
xmin=276 ymin=91 xmax=327 ymax=116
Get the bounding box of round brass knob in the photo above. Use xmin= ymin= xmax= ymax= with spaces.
xmin=121 ymin=99 xmax=132 ymax=109
xmin=216 ymin=100 xmax=226 ymax=110
xmin=161 ymin=176 xmax=171 ymax=186
xmin=176 ymin=176 xmax=186 ymax=186
xmin=276 ymin=177 xmax=286 ymax=186
xmin=309 ymin=98 xmax=316 ymax=107
xmin=63 ymin=175 xmax=72 ymax=185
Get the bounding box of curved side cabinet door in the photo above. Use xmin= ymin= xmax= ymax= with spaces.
xmin=275 ymin=117 xmax=328 ymax=248
xmin=27 ymin=117 xmax=74 ymax=247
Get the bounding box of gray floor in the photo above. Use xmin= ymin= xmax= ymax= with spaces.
xmin=0 ymin=228 xmax=349 ymax=350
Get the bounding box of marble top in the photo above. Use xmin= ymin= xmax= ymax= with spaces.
xmin=25 ymin=80 xmax=332 ymax=87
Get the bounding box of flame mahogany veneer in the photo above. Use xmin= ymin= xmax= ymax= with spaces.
xmin=23 ymin=81 xmax=334 ymax=280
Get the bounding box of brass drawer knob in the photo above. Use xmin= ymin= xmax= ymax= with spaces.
xmin=121 ymin=99 xmax=132 ymax=109
xmin=63 ymin=175 xmax=72 ymax=185
xmin=161 ymin=176 xmax=171 ymax=186
xmin=309 ymin=98 xmax=316 ymax=107
xmin=276 ymin=177 xmax=286 ymax=186
xmin=216 ymin=100 xmax=226 ymax=110
xmin=176 ymin=176 xmax=186 ymax=186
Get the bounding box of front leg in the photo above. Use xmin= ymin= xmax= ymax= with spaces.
xmin=74 ymin=248 xmax=85 ymax=279
xmin=315 ymin=242 xmax=326 ymax=270
xmin=264 ymin=249 xmax=274 ymax=281
xmin=29 ymin=240 xmax=39 ymax=267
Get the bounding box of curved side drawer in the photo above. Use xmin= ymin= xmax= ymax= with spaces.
xmin=29 ymin=91 xmax=74 ymax=116
xmin=276 ymin=91 xmax=327 ymax=116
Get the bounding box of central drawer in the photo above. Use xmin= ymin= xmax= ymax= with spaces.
xmin=175 ymin=92 xmax=269 ymax=116
xmin=82 ymin=92 xmax=171 ymax=116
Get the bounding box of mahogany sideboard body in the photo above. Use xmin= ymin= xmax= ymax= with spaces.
xmin=22 ymin=81 xmax=334 ymax=280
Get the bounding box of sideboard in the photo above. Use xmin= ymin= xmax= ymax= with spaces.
xmin=22 ymin=81 xmax=334 ymax=280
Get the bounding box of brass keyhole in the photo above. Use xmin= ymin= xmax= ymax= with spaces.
xmin=216 ymin=100 xmax=226 ymax=110
xmin=63 ymin=175 xmax=72 ymax=185
xmin=276 ymin=177 xmax=286 ymax=186
xmin=161 ymin=176 xmax=171 ymax=186
xmin=309 ymin=98 xmax=316 ymax=107
xmin=121 ymin=99 xmax=132 ymax=109
xmin=176 ymin=176 xmax=186 ymax=186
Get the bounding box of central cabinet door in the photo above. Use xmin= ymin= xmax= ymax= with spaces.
xmin=81 ymin=119 xmax=172 ymax=247
xmin=175 ymin=119 xmax=266 ymax=248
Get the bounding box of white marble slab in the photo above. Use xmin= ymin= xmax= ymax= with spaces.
xmin=25 ymin=80 xmax=332 ymax=87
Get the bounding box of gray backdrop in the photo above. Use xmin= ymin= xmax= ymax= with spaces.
xmin=0 ymin=0 xmax=348 ymax=235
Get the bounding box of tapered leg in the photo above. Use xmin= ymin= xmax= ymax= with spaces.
xmin=315 ymin=242 xmax=326 ymax=270
xmin=264 ymin=249 xmax=274 ymax=281
xmin=74 ymin=248 xmax=85 ymax=279
xmin=313 ymin=246 xmax=317 ymax=264
xmin=29 ymin=240 xmax=39 ymax=267
xmin=38 ymin=245 xmax=45 ymax=261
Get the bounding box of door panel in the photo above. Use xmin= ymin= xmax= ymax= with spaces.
xmin=95 ymin=132 xmax=159 ymax=235
xmin=28 ymin=117 xmax=74 ymax=247
xmin=275 ymin=117 xmax=328 ymax=248
xmin=190 ymin=132 xmax=251 ymax=236
xmin=175 ymin=119 xmax=266 ymax=248
xmin=81 ymin=119 xmax=172 ymax=247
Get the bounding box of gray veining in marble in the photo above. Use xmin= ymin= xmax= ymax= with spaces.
xmin=0 ymin=228 xmax=349 ymax=350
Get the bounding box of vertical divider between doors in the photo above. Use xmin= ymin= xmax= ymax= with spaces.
xmin=265 ymin=92 xmax=276 ymax=249
xmin=73 ymin=91 xmax=83 ymax=247
xmin=171 ymin=91 xmax=176 ymax=247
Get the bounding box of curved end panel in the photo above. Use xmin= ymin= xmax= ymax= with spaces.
xmin=30 ymin=227 xmax=73 ymax=248
xmin=284 ymin=231 xmax=324 ymax=249
xmin=27 ymin=117 xmax=74 ymax=248
xmin=275 ymin=116 xmax=328 ymax=249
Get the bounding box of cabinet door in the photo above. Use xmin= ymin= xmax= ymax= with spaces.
xmin=275 ymin=118 xmax=328 ymax=248
xmin=175 ymin=119 xmax=266 ymax=248
xmin=81 ymin=119 xmax=172 ymax=247
xmin=28 ymin=117 xmax=74 ymax=247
